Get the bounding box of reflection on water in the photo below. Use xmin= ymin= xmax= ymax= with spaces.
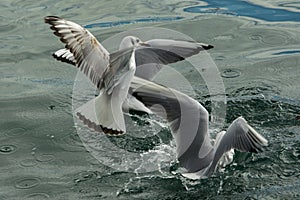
xmin=1 ymin=0 xmax=300 ymax=199
xmin=184 ymin=0 xmax=300 ymax=22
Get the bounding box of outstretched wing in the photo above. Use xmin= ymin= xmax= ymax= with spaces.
xmin=203 ymin=117 xmax=268 ymax=177
xmin=52 ymin=38 xmax=214 ymax=81
xmin=134 ymin=39 xmax=213 ymax=80
xmin=44 ymin=16 xmax=109 ymax=87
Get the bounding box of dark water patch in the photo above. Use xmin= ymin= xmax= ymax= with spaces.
xmin=273 ymin=50 xmax=300 ymax=55
xmin=240 ymin=181 xmax=300 ymax=199
xmin=184 ymin=0 xmax=300 ymax=22
xmin=85 ymin=16 xmax=184 ymax=28
xmin=227 ymin=95 xmax=300 ymax=128
xmin=106 ymin=128 xmax=170 ymax=153
xmin=71 ymin=171 xmax=132 ymax=198
xmin=224 ymin=88 xmax=300 ymax=197
xmin=228 ymin=82 xmax=280 ymax=99
xmin=117 ymin=176 xmax=186 ymax=198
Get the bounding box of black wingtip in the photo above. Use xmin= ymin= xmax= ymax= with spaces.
xmin=52 ymin=52 xmax=76 ymax=65
xmin=203 ymin=44 xmax=214 ymax=50
xmin=44 ymin=16 xmax=60 ymax=20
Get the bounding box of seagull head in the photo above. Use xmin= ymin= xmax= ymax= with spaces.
xmin=119 ymin=36 xmax=150 ymax=49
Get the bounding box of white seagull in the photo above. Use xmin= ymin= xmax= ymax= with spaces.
xmin=130 ymin=76 xmax=268 ymax=179
xmin=44 ymin=16 xmax=213 ymax=135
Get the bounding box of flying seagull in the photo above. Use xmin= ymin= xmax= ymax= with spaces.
xmin=45 ymin=16 xmax=139 ymax=135
xmin=44 ymin=16 xmax=213 ymax=135
xmin=130 ymin=76 xmax=268 ymax=179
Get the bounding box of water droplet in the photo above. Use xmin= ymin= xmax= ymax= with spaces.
xmin=0 ymin=145 xmax=17 ymax=154
xmin=25 ymin=192 xmax=50 ymax=199
xmin=221 ymin=68 xmax=242 ymax=78
xmin=15 ymin=177 xmax=40 ymax=189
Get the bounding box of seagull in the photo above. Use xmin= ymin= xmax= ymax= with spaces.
xmin=45 ymin=16 xmax=138 ymax=135
xmin=44 ymin=16 xmax=213 ymax=135
xmin=130 ymin=76 xmax=268 ymax=179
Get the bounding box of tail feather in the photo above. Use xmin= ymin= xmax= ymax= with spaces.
xmin=76 ymin=92 xmax=126 ymax=135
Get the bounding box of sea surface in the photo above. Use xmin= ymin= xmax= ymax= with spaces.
xmin=1 ymin=0 xmax=300 ymax=199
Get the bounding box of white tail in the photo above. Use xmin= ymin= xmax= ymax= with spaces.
xmin=76 ymin=92 xmax=126 ymax=135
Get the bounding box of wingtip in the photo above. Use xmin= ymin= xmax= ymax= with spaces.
xmin=247 ymin=123 xmax=268 ymax=147
xmin=52 ymin=52 xmax=76 ymax=65
xmin=44 ymin=15 xmax=61 ymax=22
xmin=203 ymin=44 xmax=214 ymax=50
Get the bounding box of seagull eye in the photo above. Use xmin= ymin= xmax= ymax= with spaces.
xmin=136 ymin=39 xmax=140 ymax=43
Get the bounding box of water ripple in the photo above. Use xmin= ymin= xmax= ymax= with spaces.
xmin=221 ymin=68 xmax=242 ymax=78
xmin=85 ymin=16 xmax=184 ymax=28
xmin=14 ymin=177 xmax=40 ymax=189
xmin=20 ymin=158 xmax=38 ymax=167
xmin=4 ymin=127 xmax=26 ymax=137
xmin=25 ymin=192 xmax=50 ymax=199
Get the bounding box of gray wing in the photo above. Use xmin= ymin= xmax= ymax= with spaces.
xmin=44 ymin=16 xmax=110 ymax=88
xmin=130 ymin=76 xmax=214 ymax=172
xmin=50 ymin=37 xmax=213 ymax=81
xmin=134 ymin=39 xmax=213 ymax=80
xmin=203 ymin=117 xmax=268 ymax=177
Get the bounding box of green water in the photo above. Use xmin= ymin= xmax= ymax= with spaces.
xmin=1 ymin=0 xmax=300 ymax=199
